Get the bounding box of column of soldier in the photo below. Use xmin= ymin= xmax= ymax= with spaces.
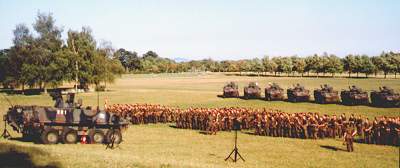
xmin=106 ymin=104 xmax=400 ymax=146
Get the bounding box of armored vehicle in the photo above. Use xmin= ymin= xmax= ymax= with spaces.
xmin=223 ymin=82 xmax=239 ymax=98
xmin=340 ymin=86 xmax=369 ymax=105
xmin=244 ymin=82 xmax=261 ymax=99
xmin=314 ymin=84 xmax=340 ymax=104
xmin=265 ymin=83 xmax=284 ymax=101
xmin=287 ymin=84 xmax=310 ymax=102
xmin=3 ymin=92 xmax=128 ymax=144
xmin=370 ymin=86 xmax=400 ymax=107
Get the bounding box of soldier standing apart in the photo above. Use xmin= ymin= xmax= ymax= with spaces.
xmin=344 ymin=128 xmax=357 ymax=152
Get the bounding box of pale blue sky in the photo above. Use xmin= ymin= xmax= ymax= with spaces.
xmin=0 ymin=0 xmax=399 ymax=60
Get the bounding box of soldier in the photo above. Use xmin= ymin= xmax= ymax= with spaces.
xmin=363 ymin=118 xmax=372 ymax=144
xmin=343 ymin=127 xmax=357 ymax=152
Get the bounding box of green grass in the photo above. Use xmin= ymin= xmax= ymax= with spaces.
xmin=0 ymin=73 xmax=399 ymax=168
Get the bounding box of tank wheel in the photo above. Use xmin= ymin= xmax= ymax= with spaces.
xmin=62 ymin=128 xmax=78 ymax=144
xmin=89 ymin=129 xmax=105 ymax=144
xmin=106 ymin=129 xmax=122 ymax=144
xmin=41 ymin=128 xmax=59 ymax=144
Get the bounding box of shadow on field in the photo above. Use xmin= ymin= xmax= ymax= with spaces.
xmin=320 ymin=145 xmax=347 ymax=152
xmin=168 ymin=125 xmax=178 ymax=129
xmin=0 ymin=143 xmax=61 ymax=167
xmin=10 ymin=137 xmax=40 ymax=144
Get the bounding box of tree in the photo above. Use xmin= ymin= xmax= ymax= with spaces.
xmin=371 ymin=56 xmax=382 ymax=77
xmin=0 ymin=49 xmax=9 ymax=87
xmin=32 ymin=12 xmax=66 ymax=92
xmin=377 ymin=52 xmax=395 ymax=78
xmin=262 ymin=56 xmax=278 ymax=76
xmin=343 ymin=54 xmax=357 ymax=77
xmin=291 ymin=56 xmax=306 ymax=77
xmin=387 ymin=52 xmax=400 ymax=78
xmin=325 ymin=54 xmax=343 ymax=77
xmin=280 ymin=57 xmax=293 ymax=76
xmin=359 ymin=55 xmax=375 ymax=78
xmin=67 ymin=28 xmax=95 ymax=88
xmin=304 ymin=54 xmax=321 ymax=77
xmin=250 ymin=58 xmax=264 ymax=75
xmin=143 ymin=50 xmax=158 ymax=59
xmin=114 ymin=48 xmax=141 ymax=72
xmin=7 ymin=24 xmax=34 ymax=93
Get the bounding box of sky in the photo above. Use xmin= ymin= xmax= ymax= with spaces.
xmin=0 ymin=0 xmax=399 ymax=60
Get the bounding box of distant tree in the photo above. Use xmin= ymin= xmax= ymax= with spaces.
xmin=143 ymin=50 xmax=158 ymax=59
xmin=280 ymin=57 xmax=293 ymax=76
xmin=325 ymin=54 xmax=343 ymax=77
xmin=359 ymin=55 xmax=375 ymax=78
xmin=250 ymin=58 xmax=264 ymax=75
xmin=262 ymin=56 xmax=278 ymax=76
xmin=373 ymin=52 xmax=394 ymax=78
xmin=114 ymin=48 xmax=141 ymax=72
xmin=291 ymin=56 xmax=306 ymax=77
xmin=387 ymin=52 xmax=400 ymax=78
xmin=371 ymin=56 xmax=382 ymax=77
xmin=343 ymin=54 xmax=357 ymax=77
xmin=304 ymin=55 xmax=317 ymax=76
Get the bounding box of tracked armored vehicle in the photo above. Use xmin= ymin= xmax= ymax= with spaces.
xmin=265 ymin=83 xmax=284 ymax=101
xmin=314 ymin=84 xmax=340 ymax=104
xmin=340 ymin=86 xmax=369 ymax=105
xmin=3 ymin=92 xmax=128 ymax=144
xmin=223 ymin=82 xmax=239 ymax=98
xmin=287 ymin=84 xmax=310 ymax=102
xmin=370 ymin=86 xmax=400 ymax=107
xmin=244 ymin=82 xmax=261 ymax=99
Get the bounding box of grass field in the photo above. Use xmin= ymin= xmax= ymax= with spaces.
xmin=0 ymin=73 xmax=399 ymax=168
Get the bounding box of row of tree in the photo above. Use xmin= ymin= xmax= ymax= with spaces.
xmin=0 ymin=13 xmax=124 ymax=93
xmin=114 ymin=49 xmax=400 ymax=78
xmin=1 ymin=13 xmax=399 ymax=93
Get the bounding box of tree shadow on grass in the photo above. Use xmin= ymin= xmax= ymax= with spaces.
xmin=320 ymin=145 xmax=347 ymax=152
xmin=0 ymin=144 xmax=61 ymax=168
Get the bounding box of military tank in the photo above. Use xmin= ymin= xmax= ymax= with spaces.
xmin=222 ymin=82 xmax=239 ymax=98
xmin=340 ymin=85 xmax=369 ymax=105
xmin=244 ymin=82 xmax=261 ymax=99
xmin=3 ymin=92 xmax=128 ymax=144
xmin=264 ymin=83 xmax=284 ymax=101
xmin=287 ymin=84 xmax=310 ymax=102
xmin=314 ymin=84 xmax=340 ymax=104
xmin=370 ymin=86 xmax=400 ymax=107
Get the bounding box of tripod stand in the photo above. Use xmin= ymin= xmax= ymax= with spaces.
xmin=1 ymin=120 xmax=11 ymax=139
xmin=106 ymin=128 xmax=118 ymax=150
xmin=225 ymin=130 xmax=245 ymax=162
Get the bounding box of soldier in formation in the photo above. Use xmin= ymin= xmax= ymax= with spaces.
xmin=106 ymin=103 xmax=400 ymax=146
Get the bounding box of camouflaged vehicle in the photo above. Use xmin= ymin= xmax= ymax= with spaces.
xmin=265 ymin=83 xmax=284 ymax=101
xmin=340 ymin=86 xmax=369 ymax=105
xmin=314 ymin=84 xmax=340 ymax=104
xmin=287 ymin=84 xmax=310 ymax=102
xmin=370 ymin=86 xmax=400 ymax=107
xmin=223 ymin=82 xmax=239 ymax=98
xmin=3 ymin=92 xmax=128 ymax=144
xmin=244 ymin=82 xmax=261 ymax=99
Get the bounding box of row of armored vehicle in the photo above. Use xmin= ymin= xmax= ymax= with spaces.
xmin=222 ymin=82 xmax=400 ymax=107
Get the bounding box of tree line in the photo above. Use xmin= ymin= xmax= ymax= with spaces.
xmin=1 ymin=13 xmax=399 ymax=93
xmin=0 ymin=12 xmax=124 ymax=93
xmin=114 ymin=49 xmax=400 ymax=78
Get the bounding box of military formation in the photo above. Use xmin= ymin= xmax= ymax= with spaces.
xmin=107 ymin=103 xmax=400 ymax=149
xmin=222 ymin=82 xmax=400 ymax=107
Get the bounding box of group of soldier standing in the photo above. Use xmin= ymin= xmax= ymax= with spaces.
xmin=106 ymin=103 xmax=400 ymax=151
